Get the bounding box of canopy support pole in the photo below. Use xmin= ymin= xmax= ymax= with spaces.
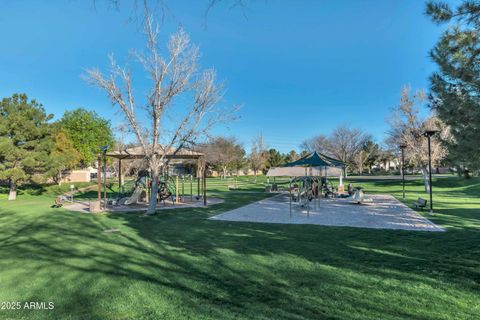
xmin=190 ymin=175 xmax=193 ymax=202
xmin=197 ymin=158 xmax=201 ymax=199
xmin=306 ymin=179 xmax=310 ymax=218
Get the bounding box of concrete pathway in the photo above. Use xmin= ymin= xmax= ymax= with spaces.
xmin=344 ymin=174 xmax=453 ymax=180
xmin=65 ymin=197 xmax=224 ymax=213
xmin=210 ymin=194 xmax=444 ymax=232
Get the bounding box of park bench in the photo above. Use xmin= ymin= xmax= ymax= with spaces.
xmin=414 ymin=198 xmax=427 ymax=210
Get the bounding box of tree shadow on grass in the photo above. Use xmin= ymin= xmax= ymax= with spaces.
xmin=0 ymin=190 xmax=479 ymax=319
xmin=427 ymin=208 xmax=480 ymax=230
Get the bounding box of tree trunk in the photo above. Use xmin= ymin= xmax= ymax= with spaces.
xmin=8 ymin=181 xmax=17 ymax=201
xmin=146 ymin=165 xmax=159 ymax=215
xmin=357 ymin=162 xmax=363 ymax=175
xmin=222 ymin=166 xmax=227 ymax=180
xmin=58 ymin=171 xmax=63 ymax=185
xmin=421 ymin=166 xmax=430 ymax=193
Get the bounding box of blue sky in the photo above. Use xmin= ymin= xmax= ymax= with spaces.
xmin=0 ymin=0 xmax=451 ymax=152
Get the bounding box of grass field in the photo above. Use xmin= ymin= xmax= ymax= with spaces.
xmin=0 ymin=176 xmax=479 ymax=319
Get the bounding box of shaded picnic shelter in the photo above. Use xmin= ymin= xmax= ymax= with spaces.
xmin=283 ymin=151 xmax=346 ymax=169
xmin=267 ymin=151 xmax=346 ymax=179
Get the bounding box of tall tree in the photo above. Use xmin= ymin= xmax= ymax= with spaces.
xmin=46 ymin=129 xmax=83 ymax=185
xmin=284 ymin=150 xmax=300 ymax=163
xmin=353 ymin=139 xmax=381 ymax=174
xmin=201 ymin=137 xmax=245 ymax=179
xmin=301 ymin=134 xmax=332 ymax=155
xmin=60 ymin=108 xmax=114 ymax=166
xmin=265 ymin=148 xmax=285 ymax=170
xmin=85 ymin=14 xmax=234 ymax=214
xmin=249 ymin=134 xmax=268 ymax=181
xmin=329 ymin=126 xmax=372 ymax=167
xmin=0 ymin=94 xmax=53 ymax=200
xmin=377 ymin=149 xmax=396 ymax=171
xmin=426 ymin=1 xmax=480 ymax=174
xmin=302 ymin=125 xmax=371 ymax=172
xmin=387 ymin=86 xmax=450 ymax=192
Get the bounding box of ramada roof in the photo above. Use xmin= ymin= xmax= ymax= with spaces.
xmin=106 ymin=145 xmax=203 ymax=160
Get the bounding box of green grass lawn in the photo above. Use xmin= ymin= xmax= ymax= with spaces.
xmin=0 ymin=176 xmax=479 ymax=319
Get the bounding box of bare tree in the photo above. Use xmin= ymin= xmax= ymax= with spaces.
xmin=98 ymin=0 xmax=249 ymax=26
xmin=301 ymin=134 xmax=332 ymax=155
xmin=85 ymin=13 xmax=235 ymax=214
xmin=387 ymin=86 xmax=450 ymax=192
xmin=329 ymin=126 xmax=371 ymax=165
xmin=302 ymin=125 xmax=371 ymax=173
xmin=200 ymin=136 xmax=245 ymax=179
xmin=249 ymin=134 xmax=268 ymax=182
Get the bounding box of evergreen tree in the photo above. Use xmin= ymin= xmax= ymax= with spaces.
xmin=426 ymin=1 xmax=480 ymax=174
xmin=284 ymin=150 xmax=300 ymax=163
xmin=0 ymin=94 xmax=53 ymax=200
xmin=265 ymin=148 xmax=285 ymax=170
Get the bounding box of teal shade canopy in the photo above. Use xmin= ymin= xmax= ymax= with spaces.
xmin=283 ymin=151 xmax=345 ymax=168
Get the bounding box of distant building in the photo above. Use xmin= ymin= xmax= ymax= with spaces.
xmin=372 ymin=159 xmax=400 ymax=172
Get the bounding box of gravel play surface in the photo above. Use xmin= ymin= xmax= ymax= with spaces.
xmin=210 ymin=194 xmax=444 ymax=232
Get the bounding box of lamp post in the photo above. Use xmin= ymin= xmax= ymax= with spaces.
xmin=97 ymin=155 xmax=102 ymax=207
xmin=399 ymin=143 xmax=407 ymax=199
xmin=423 ymin=130 xmax=437 ymax=213
xmin=100 ymin=145 xmax=109 ymax=210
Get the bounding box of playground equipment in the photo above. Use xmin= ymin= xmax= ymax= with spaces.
xmin=288 ymin=176 xmax=322 ymax=217
xmin=266 ymin=151 xmax=347 ymax=218
xmin=158 ymin=180 xmax=174 ymax=203
xmin=115 ymin=170 xmax=200 ymax=207
xmin=95 ymin=146 xmax=208 ymax=210
xmin=350 ymin=187 xmax=373 ymax=204
xmin=118 ymin=171 xmax=148 ymax=205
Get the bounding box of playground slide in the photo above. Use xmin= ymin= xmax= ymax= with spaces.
xmin=124 ymin=186 xmax=143 ymax=205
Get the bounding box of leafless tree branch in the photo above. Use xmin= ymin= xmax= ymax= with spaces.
xmin=85 ymin=11 xmax=236 ymax=214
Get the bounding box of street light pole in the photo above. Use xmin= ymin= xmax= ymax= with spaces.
xmin=103 ymin=151 xmax=107 ymax=210
xmin=97 ymin=155 xmax=102 ymax=206
xmin=423 ymin=130 xmax=437 ymax=213
xmin=100 ymin=145 xmax=110 ymax=210
xmin=427 ymin=135 xmax=433 ymax=213
xmin=399 ymin=144 xmax=407 ymax=199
